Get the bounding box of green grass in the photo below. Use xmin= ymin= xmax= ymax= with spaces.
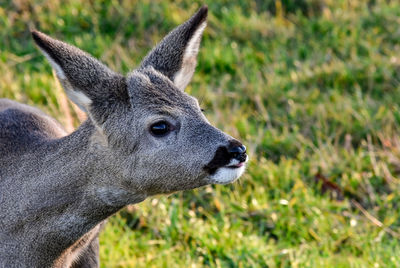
xmin=2 ymin=0 xmax=400 ymax=267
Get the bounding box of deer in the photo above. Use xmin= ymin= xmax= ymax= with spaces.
xmin=0 ymin=6 xmax=247 ymax=268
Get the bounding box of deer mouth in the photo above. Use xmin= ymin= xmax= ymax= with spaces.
xmin=204 ymin=146 xmax=247 ymax=172
xmin=206 ymin=156 xmax=248 ymax=185
xmin=226 ymin=161 xmax=245 ymax=169
xmin=208 ymin=164 xmax=246 ymax=184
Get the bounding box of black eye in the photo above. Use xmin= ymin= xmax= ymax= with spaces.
xmin=150 ymin=121 xmax=171 ymax=137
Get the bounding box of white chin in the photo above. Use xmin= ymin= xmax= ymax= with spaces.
xmin=208 ymin=165 xmax=246 ymax=185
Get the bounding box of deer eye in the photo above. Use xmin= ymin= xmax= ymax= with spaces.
xmin=150 ymin=121 xmax=171 ymax=137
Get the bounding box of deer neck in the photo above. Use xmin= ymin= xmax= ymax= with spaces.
xmin=25 ymin=119 xmax=146 ymax=263
xmin=43 ymin=118 xmax=146 ymax=223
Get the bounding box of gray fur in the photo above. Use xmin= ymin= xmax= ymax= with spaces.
xmin=0 ymin=6 xmax=247 ymax=268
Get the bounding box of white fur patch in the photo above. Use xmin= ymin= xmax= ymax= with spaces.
xmin=40 ymin=50 xmax=66 ymax=80
xmin=208 ymin=156 xmax=248 ymax=184
xmin=209 ymin=165 xmax=246 ymax=184
xmin=65 ymin=89 xmax=92 ymax=110
xmin=173 ymin=21 xmax=207 ymax=90
xmin=40 ymin=48 xmax=92 ymax=112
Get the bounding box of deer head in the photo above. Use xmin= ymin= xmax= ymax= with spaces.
xmin=31 ymin=6 xmax=247 ymax=197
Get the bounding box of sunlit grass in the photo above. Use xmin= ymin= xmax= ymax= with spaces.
xmin=2 ymin=0 xmax=400 ymax=267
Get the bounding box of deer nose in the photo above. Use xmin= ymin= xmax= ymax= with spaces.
xmin=227 ymin=140 xmax=247 ymax=162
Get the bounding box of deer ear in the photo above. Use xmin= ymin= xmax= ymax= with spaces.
xmin=31 ymin=30 xmax=127 ymax=115
xmin=139 ymin=6 xmax=208 ymax=91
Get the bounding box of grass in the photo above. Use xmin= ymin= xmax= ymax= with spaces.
xmin=2 ymin=0 xmax=400 ymax=267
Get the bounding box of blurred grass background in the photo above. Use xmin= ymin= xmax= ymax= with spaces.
xmin=2 ymin=0 xmax=400 ymax=267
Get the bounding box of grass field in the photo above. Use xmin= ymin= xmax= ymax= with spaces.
xmin=2 ymin=0 xmax=400 ymax=267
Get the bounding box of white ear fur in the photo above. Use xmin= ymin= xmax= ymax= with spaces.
xmin=40 ymin=48 xmax=92 ymax=112
xmin=63 ymin=84 xmax=92 ymax=113
xmin=41 ymin=50 xmax=66 ymax=80
xmin=173 ymin=21 xmax=207 ymax=91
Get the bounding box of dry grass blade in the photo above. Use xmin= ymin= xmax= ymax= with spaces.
xmin=351 ymin=199 xmax=400 ymax=239
xmin=53 ymin=70 xmax=74 ymax=133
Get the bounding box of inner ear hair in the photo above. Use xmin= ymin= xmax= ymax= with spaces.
xmin=31 ymin=30 xmax=130 ymax=120
xmin=173 ymin=20 xmax=207 ymax=90
xmin=139 ymin=6 xmax=208 ymax=91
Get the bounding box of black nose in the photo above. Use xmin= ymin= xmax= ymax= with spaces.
xmin=227 ymin=140 xmax=247 ymax=162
